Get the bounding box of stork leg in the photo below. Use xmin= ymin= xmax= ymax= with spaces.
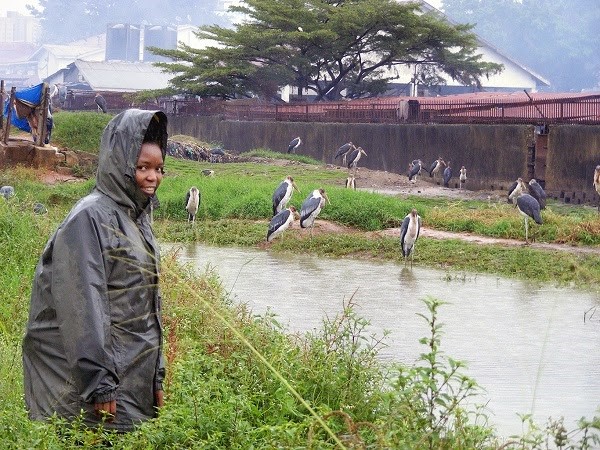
xmin=524 ymin=216 xmax=529 ymax=244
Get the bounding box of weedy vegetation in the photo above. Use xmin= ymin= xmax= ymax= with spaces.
xmin=1 ymin=112 xmax=599 ymax=448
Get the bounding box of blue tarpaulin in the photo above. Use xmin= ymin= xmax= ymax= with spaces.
xmin=3 ymin=83 xmax=45 ymax=133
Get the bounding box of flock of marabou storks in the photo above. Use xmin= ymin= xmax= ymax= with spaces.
xmin=180 ymin=138 xmax=599 ymax=266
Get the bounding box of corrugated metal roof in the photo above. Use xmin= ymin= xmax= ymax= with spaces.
xmin=72 ymin=59 xmax=173 ymax=92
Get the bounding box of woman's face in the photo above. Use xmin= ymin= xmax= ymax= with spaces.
xmin=135 ymin=142 xmax=164 ymax=197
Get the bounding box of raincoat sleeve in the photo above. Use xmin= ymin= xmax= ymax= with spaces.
xmin=51 ymin=210 xmax=119 ymax=404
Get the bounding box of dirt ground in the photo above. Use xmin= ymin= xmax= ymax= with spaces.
xmin=37 ymin=154 xmax=600 ymax=256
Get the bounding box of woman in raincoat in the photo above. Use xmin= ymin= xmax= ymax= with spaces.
xmin=23 ymin=109 xmax=167 ymax=431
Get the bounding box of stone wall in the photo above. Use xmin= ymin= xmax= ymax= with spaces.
xmin=161 ymin=116 xmax=600 ymax=204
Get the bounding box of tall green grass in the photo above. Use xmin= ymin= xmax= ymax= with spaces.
xmin=51 ymin=111 xmax=113 ymax=153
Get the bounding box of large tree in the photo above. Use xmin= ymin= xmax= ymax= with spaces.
xmin=27 ymin=0 xmax=230 ymax=44
xmin=441 ymin=0 xmax=600 ymax=92
xmin=149 ymin=0 xmax=502 ymax=101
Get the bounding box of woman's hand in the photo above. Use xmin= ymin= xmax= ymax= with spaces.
xmin=94 ymin=400 xmax=117 ymax=422
xmin=155 ymin=389 xmax=164 ymax=408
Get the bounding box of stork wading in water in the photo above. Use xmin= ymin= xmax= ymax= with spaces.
xmin=288 ymin=136 xmax=301 ymax=153
xmin=594 ymin=165 xmax=600 ymax=211
xmin=267 ymin=206 xmax=299 ymax=242
xmin=429 ymin=157 xmax=446 ymax=180
xmin=399 ymin=208 xmax=421 ymax=267
xmin=443 ymin=161 xmax=452 ymax=188
xmin=185 ymin=186 xmax=201 ymax=224
xmin=300 ymin=188 xmax=330 ymax=236
xmin=94 ymin=93 xmax=108 ymax=113
xmin=334 ymin=142 xmax=355 ymax=165
xmin=459 ymin=166 xmax=467 ymax=189
xmin=272 ymin=176 xmax=300 ymax=216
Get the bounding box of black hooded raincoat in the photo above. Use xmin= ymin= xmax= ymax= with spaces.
xmin=23 ymin=109 xmax=167 ymax=431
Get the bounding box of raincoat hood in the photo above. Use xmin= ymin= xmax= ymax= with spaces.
xmin=96 ymin=109 xmax=168 ymax=216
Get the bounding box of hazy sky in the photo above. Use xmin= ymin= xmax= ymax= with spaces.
xmin=0 ymin=0 xmax=38 ymax=15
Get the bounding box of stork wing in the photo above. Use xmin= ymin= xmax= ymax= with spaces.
xmin=399 ymin=215 xmax=410 ymax=256
xmin=185 ymin=190 xmax=190 ymax=209
xmin=267 ymin=209 xmax=291 ymax=236
xmin=300 ymin=195 xmax=321 ymax=222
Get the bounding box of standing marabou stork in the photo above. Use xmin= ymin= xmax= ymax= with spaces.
xmin=594 ymin=165 xmax=600 ymax=211
xmin=459 ymin=166 xmax=467 ymax=189
xmin=272 ymin=176 xmax=300 ymax=216
xmin=300 ymin=188 xmax=330 ymax=236
xmin=185 ymin=186 xmax=201 ymax=224
xmin=443 ymin=161 xmax=452 ymax=188
xmin=429 ymin=157 xmax=446 ymax=179
xmin=334 ymin=142 xmax=355 ymax=165
xmin=516 ymin=192 xmax=543 ymax=244
xmin=94 ymin=93 xmax=108 ymax=113
xmin=267 ymin=206 xmax=299 ymax=242
xmin=408 ymin=159 xmax=425 ymax=182
xmin=346 ymin=146 xmax=367 ymax=177
xmin=399 ymin=208 xmax=421 ymax=267
xmin=528 ymin=179 xmax=547 ymax=209
xmin=507 ymin=178 xmax=527 ymax=204
xmin=288 ymin=136 xmax=302 ymax=153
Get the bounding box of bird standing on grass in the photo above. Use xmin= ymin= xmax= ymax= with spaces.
xmin=528 ymin=179 xmax=547 ymax=209
xmin=300 ymin=188 xmax=330 ymax=236
xmin=516 ymin=193 xmax=542 ymax=244
xmin=408 ymin=159 xmax=425 ymax=182
xmin=594 ymin=165 xmax=600 ymax=211
xmin=288 ymin=137 xmax=301 ymax=153
xmin=94 ymin=94 xmax=108 ymax=113
xmin=459 ymin=166 xmax=467 ymax=189
xmin=185 ymin=186 xmax=201 ymax=224
xmin=272 ymin=176 xmax=300 ymax=216
xmin=267 ymin=206 xmax=299 ymax=242
xmin=345 ymin=176 xmax=356 ymax=189
xmin=399 ymin=208 xmax=421 ymax=267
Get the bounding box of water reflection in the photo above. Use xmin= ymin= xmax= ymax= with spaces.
xmin=164 ymin=242 xmax=600 ymax=437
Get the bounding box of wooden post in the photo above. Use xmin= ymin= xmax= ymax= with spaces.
xmin=0 ymin=80 xmax=4 ymax=134
xmin=2 ymin=86 xmax=15 ymax=144
xmin=35 ymin=83 xmax=49 ymax=146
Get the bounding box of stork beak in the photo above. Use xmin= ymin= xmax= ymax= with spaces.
xmin=324 ymin=192 xmax=331 ymax=204
xmin=362 ymin=149 xmax=367 ymax=156
xmin=293 ymin=182 xmax=300 ymax=193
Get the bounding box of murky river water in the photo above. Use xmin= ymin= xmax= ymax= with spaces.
xmin=165 ymin=242 xmax=600 ymax=438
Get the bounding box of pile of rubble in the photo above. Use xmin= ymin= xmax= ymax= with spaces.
xmin=166 ymin=139 xmax=236 ymax=163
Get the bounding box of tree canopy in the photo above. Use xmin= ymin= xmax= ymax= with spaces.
xmin=441 ymin=0 xmax=600 ymax=92
xmin=27 ymin=0 xmax=230 ymax=44
xmin=148 ymin=0 xmax=503 ymax=101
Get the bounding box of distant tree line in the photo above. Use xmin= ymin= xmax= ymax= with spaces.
xmin=441 ymin=0 xmax=600 ymax=92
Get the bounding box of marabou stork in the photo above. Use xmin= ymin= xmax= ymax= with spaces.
xmin=459 ymin=166 xmax=467 ymax=189
xmin=507 ymin=178 xmax=527 ymax=204
xmin=408 ymin=159 xmax=425 ymax=182
xmin=288 ymin=136 xmax=301 ymax=153
xmin=334 ymin=142 xmax=355 ymax=165
xmin=272 ymin=176 xmax=300 ymax=216
xmin=185 ymin=186 xmax=201 ymax=224
xmin=300 ymin=188 xmax=330 ymax=236
xmin=267 ymin=206 xmax=298 ymax=242
xmin=346 ymin=146 xmax=367 ymax=176
xmin=443 ymin=161 xmax=452 ymax=188
xmin=429 ymin=157 xmax=446 ymax=178
xmin=399 ymin=208 xmax=421 ymax=267
xmin=594 ymin=165 xmax=600 ymax=211
xmin=94 ymin=93 xmax=108 ymax=113
xmin=0 ymin=185 xmax=15 ymax=199
xmin=528 ymin=179 xmax=547 ymax=209
xmin=516 ymin=193 xmax=543 ymax=244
